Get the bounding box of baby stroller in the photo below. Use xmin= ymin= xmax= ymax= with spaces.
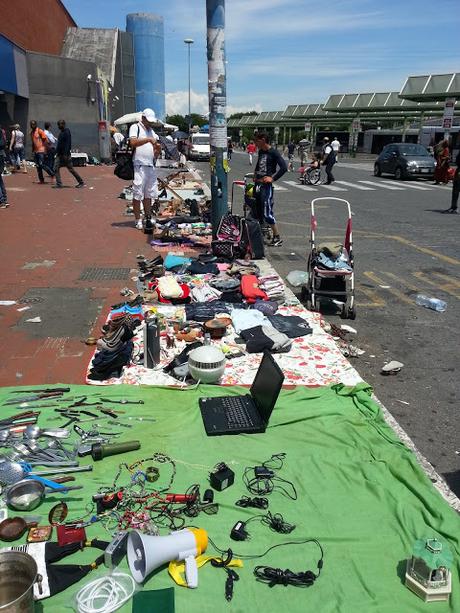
xmin=301 ymin=197 xmax=356 ymax=319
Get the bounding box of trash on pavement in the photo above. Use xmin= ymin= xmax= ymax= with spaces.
xmin=381 ymin=360 xmax=404 ymax=375
xmin=286 ymin=270 xmax=309 ymax=287
xmin=25 ymin=317 xmax=42 ymax=323
xmin=340 ymin=324 xmax=357 ymax=334
xmin=0 ymin=301 xmax=16 ymax=306
xmin=415 ymin=294 xmax=446 ymax=312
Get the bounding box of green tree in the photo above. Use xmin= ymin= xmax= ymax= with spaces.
xmin=165 ymin=114 xmax=187 ymax=132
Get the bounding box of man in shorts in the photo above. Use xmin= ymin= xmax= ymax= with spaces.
xmin=253 ymin=132 xmax=287 ymax=246
xmin=129 ymin=108 xmax=160 ymax=229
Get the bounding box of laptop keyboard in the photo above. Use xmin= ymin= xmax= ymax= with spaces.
xmin=222 ymin=396 xmax=255 ymax=429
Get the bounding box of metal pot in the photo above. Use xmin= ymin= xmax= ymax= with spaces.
xmin=0 ymin=551 xmax=42 ymax=612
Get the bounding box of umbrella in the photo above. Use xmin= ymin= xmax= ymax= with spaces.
xmin=173 ymin=130 xmax=189 ymax=140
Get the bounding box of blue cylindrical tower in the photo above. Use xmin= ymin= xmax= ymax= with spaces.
xmin=126 ymin=13 xmax=165 ymax=120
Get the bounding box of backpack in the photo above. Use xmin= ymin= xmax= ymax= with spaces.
xmin=211 ymin=213 xmax=250 ymax=259
xmin=114 ymin=125 xmax=139 ymax=181
xmin=242 ymin=217 xmax=265 ymax=259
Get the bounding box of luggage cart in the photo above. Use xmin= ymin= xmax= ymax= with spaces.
xmin=301 ymin=197 xmax=356 ymax=320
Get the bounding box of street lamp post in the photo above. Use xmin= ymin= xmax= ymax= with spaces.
xmin=184 ymin=38 xmax=194 ymax=134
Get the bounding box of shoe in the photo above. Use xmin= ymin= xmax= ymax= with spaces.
xmin=270 ymin=237 xmax=283 ymax=247
xmin=97 ymin=325 xmax=134 ymax=352
xmin=52 ymin=184 xmax=63 ymax=189
xmin=0 ymin=202 xmax=9 ymax=209
xmin=442 ymin=208 xmax=458 ymax=214
xmin=75 ymin=183 xmax=85 ymax=188
xmin=135 ymin=219 xmax=143 ymax=230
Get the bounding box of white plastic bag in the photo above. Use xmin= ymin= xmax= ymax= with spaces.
xmin=286 ymin=270 xmax=309 ymax=287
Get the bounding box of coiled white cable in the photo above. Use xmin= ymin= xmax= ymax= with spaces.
xmin=75 ymin=572 xmax=136 ymax=613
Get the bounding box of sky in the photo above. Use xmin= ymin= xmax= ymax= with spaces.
xmin=64 ymin=0 xmax=460 ymax=117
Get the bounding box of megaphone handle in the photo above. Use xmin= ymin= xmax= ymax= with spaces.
xmin=185 ymin=555 xmax=198 ymax=589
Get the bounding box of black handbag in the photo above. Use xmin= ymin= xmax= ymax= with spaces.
xmin=114 ymin=152 xmax=134 ymax=181
xmin=114 ymin=125 xmax=140 ymax=181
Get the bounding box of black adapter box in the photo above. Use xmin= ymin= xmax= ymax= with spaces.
xmin=210 ymin=463 xmax=235 ymax=491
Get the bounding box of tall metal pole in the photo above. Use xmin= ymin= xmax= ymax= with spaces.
xmin=206 ymin=0 xmax=228 ymax=236
xmin=184 ymin=39 xmax=194 ymax=134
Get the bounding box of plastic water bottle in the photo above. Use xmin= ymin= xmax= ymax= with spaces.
xmin=415 ymin=294 xmax=447 ymax=312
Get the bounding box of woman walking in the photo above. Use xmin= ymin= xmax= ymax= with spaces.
xmin=434 ymin=139 xmax=450 ymax=185
xmin=9 ymin=124 xmax=27 ymax=173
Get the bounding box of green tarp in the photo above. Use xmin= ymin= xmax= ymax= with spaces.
xmin=0 ymin=383 xmax=458 ymax=612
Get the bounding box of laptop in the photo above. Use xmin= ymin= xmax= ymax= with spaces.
xmin=199 ymin=350 xmax=285 ymax=436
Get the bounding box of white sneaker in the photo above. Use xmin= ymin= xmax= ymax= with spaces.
xmin=135 ymin=219 xmax=143 ymax=230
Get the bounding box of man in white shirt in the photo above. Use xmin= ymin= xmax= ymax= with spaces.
xmin=44 ymin=122 xmax=58 ymax=171
xmin=331 ymin=137 xmax=340 ymax=162
xmin=128 ymin=108 xmax=159 ymax=229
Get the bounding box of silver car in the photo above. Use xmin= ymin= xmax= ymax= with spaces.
xmin=374 ymin=143 xmax=435 ymax=180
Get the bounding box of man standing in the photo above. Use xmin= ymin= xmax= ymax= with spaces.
xmin=53 ymin=120 xmax=85 ymax=189
xmin=254 ymin=132 xmax=287 ymax=246
xmin=286 ymin=140 xmax=296 ymax=171
xmin=331 ymin=136 xmax=340 ymax=162
xmin=322 ymin=137 xmax=336 ymax=185
xmin=44 ymin=122 xmax=57 ymax=172
xmin=128 ymin=108 xmax=159 ymax=230
xmin=30 ymin=120 xmax=54 ymax=183
xmin=443 ymin=150 xmax=460 ymax=214
xmin=246 ymin=140 xmax=256 ymax=165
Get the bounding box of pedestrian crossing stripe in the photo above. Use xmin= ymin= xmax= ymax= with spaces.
xmin=358 ymin=180 xmax=405 ymax=190
xmin=283 ymin=180 xmax=317 ymax=191
xmin=279 ymin=179 xmax=444 ymax=193
xmin=380 ymin=181 xmax=431 ymax=191
xmin=334 ymin=181 xmax=375 ymax=191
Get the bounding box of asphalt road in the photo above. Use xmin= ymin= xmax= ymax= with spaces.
xmin=196 ymin=150 xmax=459 ymax=496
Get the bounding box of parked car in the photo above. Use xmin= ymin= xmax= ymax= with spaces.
xmin=187 ymin=133 xmax=210 ymax=161
xmin=374 ymin=143 xmax=435 ymax=180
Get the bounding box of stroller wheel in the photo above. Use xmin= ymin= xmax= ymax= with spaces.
xmin=348 ymin=307 xmax=356 ymax=320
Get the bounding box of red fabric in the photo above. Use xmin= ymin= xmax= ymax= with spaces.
xmin=240 ymin=274 xmax=268 ymax=304
xmin=434 ymin=147 xmax=450 ymax=183
xmin=147 ymin=281 xmax=191 ymax=304
xmin=344 ymin=218 xmax=352 ymax=254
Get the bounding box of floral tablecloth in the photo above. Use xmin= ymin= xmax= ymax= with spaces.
xmin=86 ymin=302 xmax=362 ymax=388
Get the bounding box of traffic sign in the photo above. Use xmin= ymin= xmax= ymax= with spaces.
xmin=304 ymin=122 xmax=311 ymax=132
xmin=443 ymin=117 xmax=453 ymax=129
xmin=274 ymin=126 xmax=280 ymax=135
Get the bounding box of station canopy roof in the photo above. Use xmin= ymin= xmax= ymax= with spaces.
xmin=322 ymin=92 xmax=447 ymax=113
xmin=399 ymin=73 xmax=460 ymax=102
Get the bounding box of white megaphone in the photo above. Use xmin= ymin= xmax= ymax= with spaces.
xmin=127 ymin=528 xmax=208 ymax=588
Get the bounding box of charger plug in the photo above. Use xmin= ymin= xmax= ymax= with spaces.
xmin=230 ymin=521 xmax=249 ymax=541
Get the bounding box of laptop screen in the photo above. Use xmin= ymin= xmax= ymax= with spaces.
xmin=250 ymin=351 xmax=285 ymax=424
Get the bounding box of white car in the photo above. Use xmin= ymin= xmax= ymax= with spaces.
xmin=188 ymin=134 xmax=210 ymax=161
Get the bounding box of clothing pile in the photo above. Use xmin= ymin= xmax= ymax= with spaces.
xmin=87 ymin=250 xmax=313 ymax=383
xmin=88 ymin=305 xmax=143 ymax=381
xmin=259 ymin=274 xmax=285 ymax=301
xmin=314 ymin=246 xmax=352 ymax=272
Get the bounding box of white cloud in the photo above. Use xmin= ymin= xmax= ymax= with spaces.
xmin=166 ymin=90 xmax=209 ymax=116
xmin=166 ymin=90 xmax=263 ymax=117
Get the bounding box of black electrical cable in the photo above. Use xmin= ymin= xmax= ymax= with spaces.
xmin=235 ymin=496 xmax=269 ymax=509
xmin=253 ymin=564 xmax=322 ymax=588
xmin=207 ymin=535 xmax=324 ymax=564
